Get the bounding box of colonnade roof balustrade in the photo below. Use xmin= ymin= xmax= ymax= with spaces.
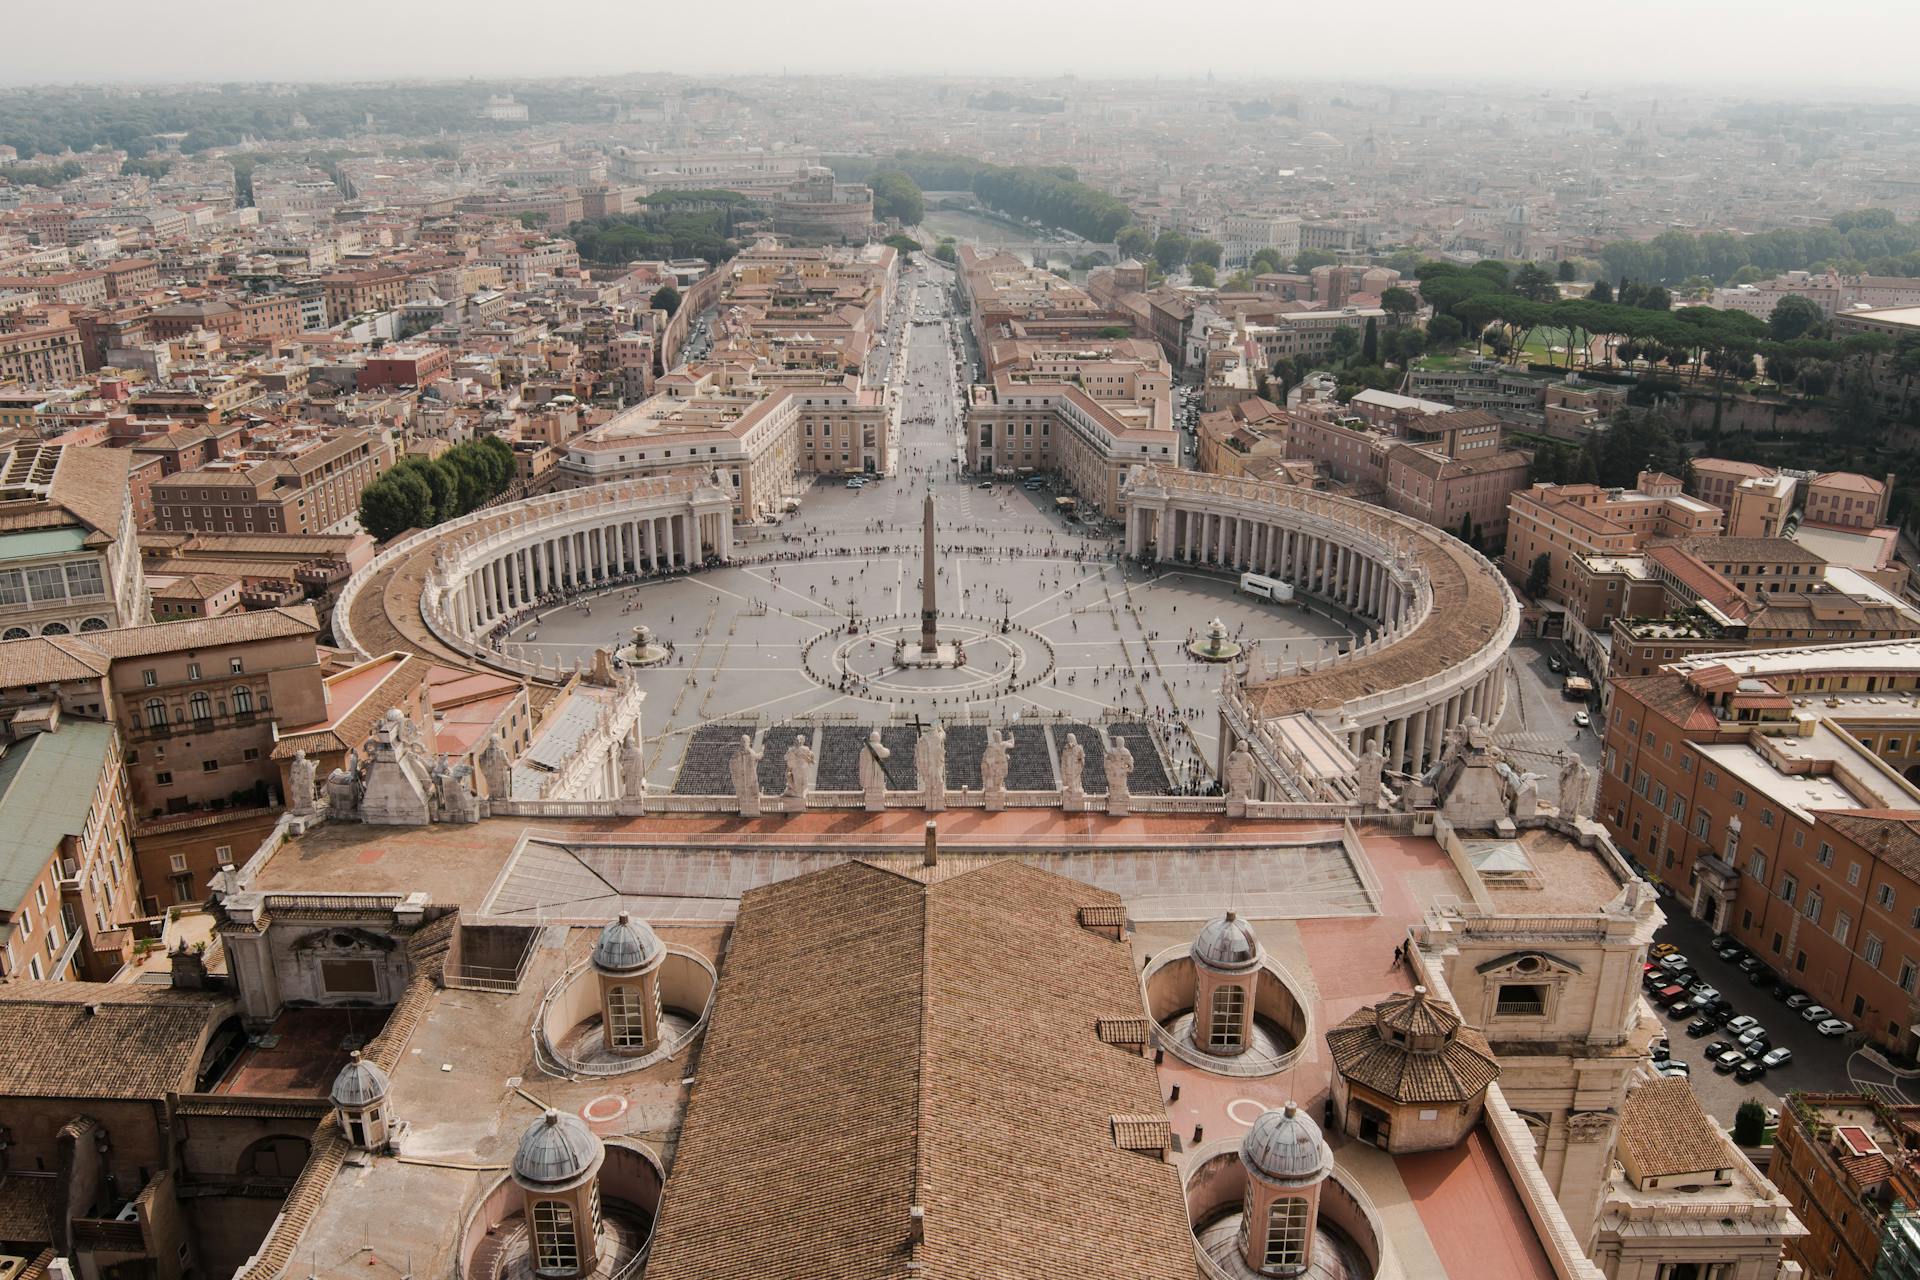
xmin=1123 ymin=465 xmax=1518 ymax=727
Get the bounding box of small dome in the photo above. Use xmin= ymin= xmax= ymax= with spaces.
xmin=513 ymin=1108 xmax=603 ymax=1191
xmin=1193 ymin=911 xmax=1262 ymax=971
xmin=1375 ymin=985 xmax=1460 ymax=1049
xmin=591 ymin=912 xmax=663 ymax=974
xmin=330 ymin=1051 xmax=389 ymax=1108
xmin=1242 ymin=1101 xmax=1333 ymax=1186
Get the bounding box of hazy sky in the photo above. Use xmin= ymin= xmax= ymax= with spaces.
xmin=8 ymin=0 xmax=1920 ymax=94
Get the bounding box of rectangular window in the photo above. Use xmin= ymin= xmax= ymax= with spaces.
xmin=1900 ymin=960 xmax=1917 ymax=995
xmin=1848 ymin=862 xmax=1862 ymax=886
xmin=1878 ymin=884 xmax=1896 ymax=911
xmin=1781 ymin=876 xmax=1797 ymax=906
xmin=1495 ymin=984 xmax=1549 ymax=1017
xmin=1750 ymin=852 xmax=1767 ymax=880
xmin=1818 ymin=841 xmax=1834 ymax=867
xmin=1865 ymin=935 xmax=1884 ymax=967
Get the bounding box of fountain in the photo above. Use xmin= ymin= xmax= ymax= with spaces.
xmin=1187 ymin=616 xmax=1244 ymax=663
xmin=625 ymin=623 xmax=671 ymax=668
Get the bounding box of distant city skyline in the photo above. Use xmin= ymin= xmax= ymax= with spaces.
xmin=5 ymin=0 xmax=1919 ymax=95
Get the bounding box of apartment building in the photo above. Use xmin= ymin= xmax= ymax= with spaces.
xmin=320 ymin=268 xmax=412 ymax=325
xmin=559 ymin=365 xmax=888 ymax=518
xmin=1804 ymin=472 xmax=1892 ymax=531
xmin=0 ymin=323 xmax=86 ymax=382
xmin=1600 ymin=649 xmax=1920 ymax=1053
xmin=150 ymin=427 xmax=394 ymax=536
xmin=1770 ymin=1096 xmax=1920 ymax=1280
xmin=1406 ymin=359 xmax=1552 ymax=426
xmin=0 ymin=442 xmax=148 ymax=638
xmin=1505 ymin=474 xmax=1723 ymax=605
xmin=0 ymin=715 xmax=138 ymax=984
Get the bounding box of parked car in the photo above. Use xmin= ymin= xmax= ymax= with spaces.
xmin=1548 ymin=656 xmax=1564 ymax=673
xmin=1704 ymin=1040 xmax=1735 ymax=1059
xmin=1649 ymin=1035 xmax=1671 ymax=1060
xmin=1660 ymin=954 xmax=1693 ymax=972
xmin=1691 ymin=985 xmax=1722 ymax=1004
xmin=1653 ymin=942 xmax=1681 ymax=958
xmin=1817 ymin=1018 xmax=1856 ymax=1038
xmin=1686 ymin=1015 xmax=1716 ymax=1037
xmin=1761 ymin=1047 xmax=1794 ymax=1069
xmin=1727 ymin=1014 xmax=1760 ymax=1035
xmin=1784 ymin=991 xmax=1815 ymax=1010
xmin=1574 ymin=710 xmax=1591 ymax=728
xmin=1654 ymin=984 xmax=1687 ymax=1006
xmin=1736 ymin=1026 xmax=1770 ymax=1050
xmin=1711 ymin=934 xmax=1742 ymax=956
xmin=1713 ymin=1049 xmax=1748 ymax=1073
xmin=1665 ymin=998 xmax=1696 ymax=1019
xmin=1657 ymin=1061 xmax=1692 ymax=1079
xmin=1734 ymin=1059 xmax=1768 ymax=1083
xmin=1747 ymin=966 xmax=1775 ymax=986
xmin=1705 ymin=1006 xmax=1736 ymax=1027
xmin=1738 ymin=955 xmax=1768 ymax=975
xmin=1800 ymin=1004 xmax=1833 ymax=1023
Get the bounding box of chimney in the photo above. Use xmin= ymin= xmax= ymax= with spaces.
xmin=923 ymin=820 xmax=938 ymax=868
xmin=908 ymin=1204 xmax=925 ymax=1245
xmin=170 ymin=945 xmax=208 ymax=991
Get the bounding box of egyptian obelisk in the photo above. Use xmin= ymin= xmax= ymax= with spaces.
xmin=920 ymin=490 xmax=938 ymax=654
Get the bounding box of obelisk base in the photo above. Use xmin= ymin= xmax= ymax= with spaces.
xmin=899 ymin=642 xmax=962 ymax=669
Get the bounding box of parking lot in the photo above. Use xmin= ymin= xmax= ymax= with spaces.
xmin=1646 ymin=902 xmax=1859 ymax=1123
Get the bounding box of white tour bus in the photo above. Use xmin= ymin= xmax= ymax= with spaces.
xmin=1238 ymin=572 xmax=1295 ymax=603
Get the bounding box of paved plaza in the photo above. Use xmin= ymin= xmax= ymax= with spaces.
xmin=500 ymin=267 xmax=1357 ymax=792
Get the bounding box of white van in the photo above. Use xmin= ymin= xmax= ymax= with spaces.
xmin=1238 ymin=572 xmax=1295 ymax=603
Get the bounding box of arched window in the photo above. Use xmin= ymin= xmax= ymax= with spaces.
xmin=605 ymin=984 xmax=646 ymax=1049
xmin=530 ymin=1199 xmax=579 ymax=1275
xmin=190 ymin=692 xmax=212 ymax=722
xmin=1264 ymin=1195 xmax=1311 ymax=1269
xmin=78 ymin=617 xmax=108 ymax=632
xmin=1209 ymin=983 xmax=1246 ymax=1052
xmin=2 ymin=627 xmax=27 ymax=640
xmin=232 ymin=686 xmax=254 ymax=714
xmin=39 ymin=621 xmax=69 ymax=636
xmin=146 ymin=699 xmax=167 ymax=726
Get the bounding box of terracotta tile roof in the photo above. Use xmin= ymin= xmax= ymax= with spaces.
xmin=1613 ymin=674 xmax=1721 ymax=732
xmin=271 ymin=653 xmax=429 ymax=759
xmin=0 ymin=445 xmax=132 ymax=540
xmin=0 ymin=1175 xmax=56 ymax=1243
xmin=0 ymin=637 xmax=111 ymax=687
xmin=1674 ymin=536 xmax=1824 ymax=565
xmin=1325 ymin=994 xmax=1499 ymax=1105
xmin=0 ymin=981 xmax=227 ymax=1099
xmin=1816 ymin=813 xmax=1920 ymax=884
xmin=1617 ymin=1078 xmax=1731 ymax=1179
xmin=643 ymin=859 xmax=1193 ymax=1280
xmin=67 ymin=604 xmax=318 ymax=659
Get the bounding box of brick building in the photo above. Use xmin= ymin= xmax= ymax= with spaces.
xmin=150 ymin=428 xmax=394 ymax=536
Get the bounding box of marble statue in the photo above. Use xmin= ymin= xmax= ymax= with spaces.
xmin=1356 ymin=740 xmax=1386 ymax=807
xmin=1514 ymin=768 xmax=1543 ymax=817
xmin=728 ymin=734 xmax=764 ymax=817
xmin=980 ymin=729 xmax=1016 ymax=802
xmin=478 ymin=739 xmax=511 ymax=799
xmin=858 ymin=728 xmax=891 ymax=811
xmin=783 ymin=734 xmax=816 ymax=805
xmin=1104 ymin=735 xmax=1134 ymax=815
xmin=288 ymin=750 xmax=317 ymax=813
xmin=915 ymin=721 xmax=947 ymax=811
xmin=1224 ymin=744 xmax=1255 ymax=814
xmin=1059 ymin=732 xmax=1087 ymax=805
xmin=326 ymin=765 xmax=358 ymax=818
xmin=1557 ymin=750 xmax=1593 ymax=820
xmin=619 ymin=727 xmax=645 ymax=809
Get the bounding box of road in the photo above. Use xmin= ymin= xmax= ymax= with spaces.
xmin=1496 ymin=636 xmax=1602 ymax=772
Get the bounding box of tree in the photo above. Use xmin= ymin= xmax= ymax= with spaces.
xmin=1096 ymin=325 xmax=1130 ymax=339
xmin=1768 ymin=293 xmax=1823 ymax=342
xmin=1116 ymin=226 xmax=1153 ymax=261
xmin=1733 ymin=1100 xmax=1769 ymax=1148
xmin=1638 ymin=285 xmax=1673 ymax=311
xmin=652 ymin=284 xmax=681 ymax=319
xmin=1329 ymin=327 xmax=1360 ymax=364
xmin=933 ymin=239 xmax=958 ymax=264
xmin=1189 ymin=263 xmax=1216 ymax=287
xmin=1525 ymin=553 xmax=1551 ymax=598
xmin=1249 ymin=247 xmax=1286 ymax=275
xmin=358 ymin=467 xmax=433 ymax=542
xmin=882 ymin=233 xmax=923 ymax=254
xmin=516 ymin=211 xmax=548 ymax=229
xmin=1588 ymin=279 xmax=1614 ymax=304
xmin=1294 ymin=249 xmax=1338 ymax=272
xmin=1379 ymin=286 xmax=1418 ymax=327
xmin=1427 ymin=313 xmax=1464 ymax=346
xmin=1361 ymin=316 xmax=1379 ymax=364
xmin=1186 ymin=238 xmax=1224 ymax=269
xmin=869 ymin=170 xmax=925 ymax=226
xmin=1152 ymin=230 xmax=1192 ymax=273
xmin=1513 ymin=262 xmax=1559 ymax=302
xmin=1557 ymin=259 xmax=1577 ymax=282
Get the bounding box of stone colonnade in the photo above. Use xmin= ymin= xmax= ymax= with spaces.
xmin=1124 ymin=471 xmax=1515 ymax=784
xmin=456 ymin=505 xmax=732 ymax=633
